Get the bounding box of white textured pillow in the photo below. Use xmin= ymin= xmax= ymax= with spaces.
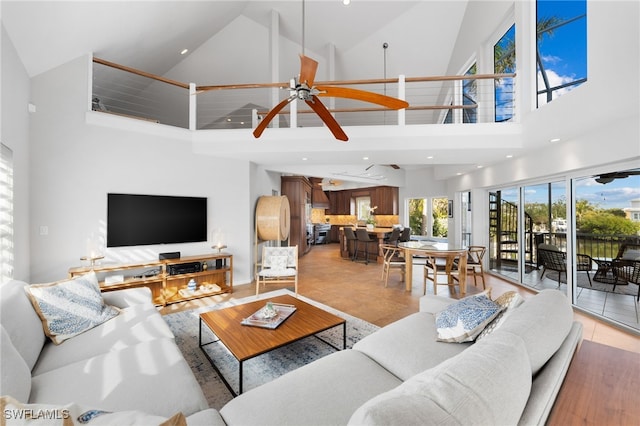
xmin=24 ymin=271 xmax=119 ymax=345
xmin=476 ymin=291 xmax=525 ymax=341
xmin=435 ymin=293 xmax=503 ymax=343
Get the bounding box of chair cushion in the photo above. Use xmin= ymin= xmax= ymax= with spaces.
xmin=24 ymin=271 xmax=120 ymax=345
xmin=258 ymin=268 xmax=296 ymax=277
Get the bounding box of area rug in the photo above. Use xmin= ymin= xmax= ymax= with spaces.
xmin=162 ymin=289 xmax=379 ymax=410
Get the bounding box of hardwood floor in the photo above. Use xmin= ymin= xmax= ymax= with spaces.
xmin=160 ymin=243 xmax=640 ymax=425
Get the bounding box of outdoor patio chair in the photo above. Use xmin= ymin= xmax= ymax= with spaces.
xmin=612 ymin=248 xmax=640 ymax=301
xmin=256 ymin=245 xmax=298 ymax=296
xmin=537 ymin=244 xmax=593 ymax=287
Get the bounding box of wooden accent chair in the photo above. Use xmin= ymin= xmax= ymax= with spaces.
xmin=423 ymin=250 xmax=467 ymax=296
xmin=380 ymin=244 xmax=405 ymax=287
xmin=465 ymin=246 xmax=487 ymax=289
xmin=256 ymin=246 xmax=298 ymax=296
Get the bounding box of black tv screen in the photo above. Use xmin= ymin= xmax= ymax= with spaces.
xmin=107 ymin=193 xmax=207 ymax=247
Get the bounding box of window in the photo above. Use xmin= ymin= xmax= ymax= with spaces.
xmin=1 ymin=143 xmax=14 ymax=283
xmin=356 ymin=196 xmax=372 ymax=222
xmin=462 ymin=63 xmax=477 ymax=123
xmin=494 ymin=24 xmax=515 ymax=122
xmin=536 ymin=0 xmax=587 ymax=106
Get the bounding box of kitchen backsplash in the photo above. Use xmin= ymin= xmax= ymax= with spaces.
xmin=310 ymin=209 xmax=399 ymax=227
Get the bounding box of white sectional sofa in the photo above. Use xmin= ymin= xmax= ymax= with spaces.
xmin=1 ymin=274 xmax=581 ymax=426
xmin=217 ymin=289 xmax=582 ymax=426
xmin=0 ymin=279 xmax=219 ymax=424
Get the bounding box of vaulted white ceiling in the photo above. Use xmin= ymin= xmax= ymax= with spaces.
xmin=3 ymin=0 xmax=528 ymax=183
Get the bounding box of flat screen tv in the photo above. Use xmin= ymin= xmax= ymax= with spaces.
xmin=107 ymin=193 xmax=207 ymax=247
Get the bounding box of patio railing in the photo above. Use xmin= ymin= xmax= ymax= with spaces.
xmin=536 ymin=232 xmax=640 ymax=262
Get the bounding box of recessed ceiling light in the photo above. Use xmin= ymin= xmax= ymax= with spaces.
xmin=427 ymin=156 xmax=434 ymax=159
xmin=363 ymin=156 xmax=369 ymax=161
xmin=506 ymin=154 xmax=513 ymax=158
xmin=456 ymin=172 xmax=463 ymax=176
xmin=180 ymin=49 xmax=189 ymax=55
xmin=302 ymin=157 xmax=308 ymax=161
xmin=550 ymin=138 xmax=561 ymax=143
xmin=477 ymin=165 xmax=483 ymax=169
xmin=343 ymin=0 xmax=351 ymax=5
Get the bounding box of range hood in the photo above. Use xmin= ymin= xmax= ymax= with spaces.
xmin=309 ymin=177 xmax=330 ymax=209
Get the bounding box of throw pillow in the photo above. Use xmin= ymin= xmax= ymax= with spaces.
xmin=0 ymin=396 xmax=185 ymax=425
xmin=24 ymin=271 xmax=119 ymax=345
xmin=476 ymin=291 xmax=525 ymax=341
xmin=435 ymin=293 xmax=503 ymax=343
xmin=270 ymin=255 xmax=288 ymax=271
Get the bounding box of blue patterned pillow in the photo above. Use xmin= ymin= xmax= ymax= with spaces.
xmin=435 ymin=294 xmax=503 ymax=343
xmin=25 ymin=271 xmax=119 ymax=345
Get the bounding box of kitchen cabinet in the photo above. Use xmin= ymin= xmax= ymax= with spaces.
xmin=281 ymin=176 xmax=312 ymax=256
xmin=372 ymin=186 xmax=399 ymax=215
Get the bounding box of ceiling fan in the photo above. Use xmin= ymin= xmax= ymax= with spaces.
xmin=366 ymin=164 xmax=400 ymax=171
xmin=595 ymin=170 xmax=640 ymax=184
xmin=252 ymin=1 xmax=409 ymax=142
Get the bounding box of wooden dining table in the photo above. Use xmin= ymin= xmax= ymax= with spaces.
xmin=398 ymin=241 xmax=468 ymax=295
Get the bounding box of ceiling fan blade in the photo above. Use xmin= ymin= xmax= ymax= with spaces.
xmin=299 ymin=55 xmax=318 ymax=88
xmin=305 ymin=96 xmax=348 ymax=141
xmin=315 ymin=86 xmax=409 ymax=110
xmin=252 ymin=96 xmax=295 ymax=138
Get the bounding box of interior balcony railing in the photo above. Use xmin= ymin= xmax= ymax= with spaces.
xmin=91 ymin=57 xmax=516 ymax=132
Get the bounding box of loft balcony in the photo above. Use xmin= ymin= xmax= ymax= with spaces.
xmin=91 ymin=57 xmax=516 ymax=134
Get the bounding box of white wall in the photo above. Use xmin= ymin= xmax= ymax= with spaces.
xmin=28 ymin=54 xmax=255 ymax=284
xmin=1 ymin=24 xmax=31 ymax=281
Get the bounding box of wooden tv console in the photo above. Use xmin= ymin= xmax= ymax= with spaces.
xmin=68 ymin=253 xmax=233 ymax=306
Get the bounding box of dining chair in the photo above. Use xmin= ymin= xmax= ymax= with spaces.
xmin=256 ymin=245 xmax=298 ymax=296
xmin=384 ymin=228 xmax=402 ymax=247
xmin=423 ymin=250 xmax=467 ymax=296
xmin=380 ymin=244 xmax=406 ymax=287
xmin=466 ymin=246 xmax=487 ymax=289
xmin=355 ymin=228 xmax=375 ymax=264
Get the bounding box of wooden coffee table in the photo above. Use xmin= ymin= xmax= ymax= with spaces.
xmin=199 ymin=294 xmax=346 ymax=395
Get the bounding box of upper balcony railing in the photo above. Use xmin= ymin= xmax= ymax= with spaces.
xmin=91 ymin=57 xmax=516 ymax=132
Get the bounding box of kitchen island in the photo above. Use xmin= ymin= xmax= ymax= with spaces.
xmin=338 ymin=226 xmax=393 ymax=263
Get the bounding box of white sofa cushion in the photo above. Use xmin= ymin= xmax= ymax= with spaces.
xmin=0 ymin=280 xmax=46 ymax=370
xmin=24 ymin=272 xmax=120 ymax=345
xmin=352 ymin=312 xmax=470 ymax=381
xmin=0 ymin=326 xmax=32 ymax=402
xmin=32 ymin=303 xmax=174 ymax=375
xmin=349 ymin=332 xmax=532 ymax=426
xmin=497 ymin=289 xmax=573 ymax=375
xmin=220 ymin=349 xmax=402 ymax=426
xmin=29 ymin=338 xmax=209 ymax=418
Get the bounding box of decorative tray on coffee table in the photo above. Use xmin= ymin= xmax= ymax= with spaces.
xmin=241 ymin=302 xmax=297 ymax=329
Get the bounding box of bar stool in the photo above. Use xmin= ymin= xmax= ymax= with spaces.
xmin=355 ymin=228 xmax=375 ymax=264
xmin=343 ymin=227 xmax=358 ymax=261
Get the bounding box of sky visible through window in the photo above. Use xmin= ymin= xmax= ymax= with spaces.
xmin=537 ymin=0 xmax=587 ymax=105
